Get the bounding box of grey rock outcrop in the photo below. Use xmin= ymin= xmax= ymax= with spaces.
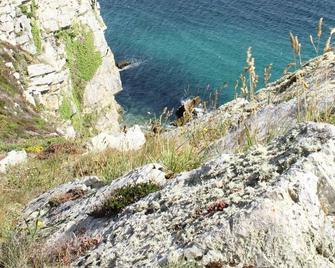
xmin=0 ymin=0 xmax=122 ymax=133
xmin=23 ymin=122 xmax=335 ymax=267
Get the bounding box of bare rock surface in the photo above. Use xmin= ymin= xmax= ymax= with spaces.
xmin=23 ymin=122 xmax=335 ymax=267
xmin=0 ymin=150 xmax=27 ymax=173
xmin=88 ymin=125 xmax=146 ymax=152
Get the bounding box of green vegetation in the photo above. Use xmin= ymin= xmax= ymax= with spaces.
xmin=0 ymin=136 xmax=65 ymax=153
xmin=57 ymin=23 xmax=102 ymax=104
xmin=65 ymin=29 xmax=102 ymax=83
xmin=31 ymin=18 xmax=42 ymax=54
xmin=59 ymin=95 xmax=73 ymax=120
xmin=92 ymin=183 xmax=160 ymax=217
xmin=0 ymin=75 xmax=16 ymax=95
xmin=56 ymin=23 xmax=103 ymax=133
xmin=19 ymin=0 xmax=38 ymax=19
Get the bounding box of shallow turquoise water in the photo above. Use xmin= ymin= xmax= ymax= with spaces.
xmin=100 ymin=0 xmax=335 ymax=122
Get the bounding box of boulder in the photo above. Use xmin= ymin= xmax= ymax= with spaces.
xmin=0 ymin=150 xmax=27 ymax=173
xmin=88 ymin=125 xmax=146 ymax=152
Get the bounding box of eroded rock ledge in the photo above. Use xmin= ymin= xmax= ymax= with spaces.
xmin=23 ymin=122 xmax=335 ymax=267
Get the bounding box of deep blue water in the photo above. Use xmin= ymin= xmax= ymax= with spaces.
xmin=100 ymin=0 xmax=335 ymax=123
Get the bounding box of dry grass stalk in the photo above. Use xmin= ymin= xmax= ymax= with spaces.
xmin=310 ymin=34 xmax=317 ymax=54
xmin=263 ymin=64 xmax=272 ymax=86
xmin=283 ymin=62 xmax=296 ymax=75
xmin=310 ymin=18 xmax=324 ymax=55
xmin=234 ymin=80 xmax=239 ymax=99
xmin=317 ymin=17 xmax=324 ymax=53
xmin=290 ymin=32 xmax=302 ymax=66
xmin=324 ymin=28 xmax=335 ymax=53
xmin=239 ymin=73 xmax=248 ymax=98
xmin=240 ymin=47 xmax=258 ymax=100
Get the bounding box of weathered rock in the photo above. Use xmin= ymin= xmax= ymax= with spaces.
xmin=88 ymin=125 xmax=146 ymax=152
xmin=0 ymin=0 xmax=122 ymax=133
xmin=23 ymin=164 xmax=167 ymax=254
xmin=23 ymin=122 xmax=335 ymax=267
xmin=56 ymin=121 xmax=76 ymax=139
xmin=0 ymin=150 xmax=27 ymax=173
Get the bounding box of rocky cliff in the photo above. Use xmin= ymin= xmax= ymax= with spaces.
xmin=0 ymin=0 xmax=122 ymax=136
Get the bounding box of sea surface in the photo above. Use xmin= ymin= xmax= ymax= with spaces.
xmin=100 ymin=0 xmax=335 ymax=123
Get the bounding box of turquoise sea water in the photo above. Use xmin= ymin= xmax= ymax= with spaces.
xmin=100 ymin=0 xmax=335 ymax=122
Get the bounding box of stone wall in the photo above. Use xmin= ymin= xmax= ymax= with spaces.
xmin=0 ymin=0 xmax=122 ymax=134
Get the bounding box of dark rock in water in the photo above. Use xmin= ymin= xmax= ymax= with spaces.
xmin=116 ymin=60 xmax=131 ymax=69
xmin=174 ymin=96 xmax=201 ymax=126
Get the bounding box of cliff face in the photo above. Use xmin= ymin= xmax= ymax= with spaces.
xmin=0 ymin=0 xmax=122 ymax=135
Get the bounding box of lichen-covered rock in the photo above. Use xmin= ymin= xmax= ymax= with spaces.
xmin=0 ymin=0 xmax=122 ymax=133
xmin=0 ymin=150 xmax=27 ymax=173
xmin=23 ymin=122 xmax=335 ymax=267
xmin=23 ymin=164 xmax=167 ymax=255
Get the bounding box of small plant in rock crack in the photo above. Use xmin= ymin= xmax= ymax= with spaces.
xmin=90 ymin=182 xmax=160 ymax=218
xmin=207 ymin=200 xmax=229 ymax=214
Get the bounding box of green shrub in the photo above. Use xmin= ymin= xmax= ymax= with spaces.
xmin=91 ymin=183 xmax=160 ymax=217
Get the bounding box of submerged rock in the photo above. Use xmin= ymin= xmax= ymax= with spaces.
xmin=88 ymin=125 xmax=146 ymax=152
xmin=0 ymin=150 xmax=27 ymax=173
xmin=23 ymin=122 xmax=335 ymax=267
xmin=116 ymin=60 xmax=131 ymax=70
